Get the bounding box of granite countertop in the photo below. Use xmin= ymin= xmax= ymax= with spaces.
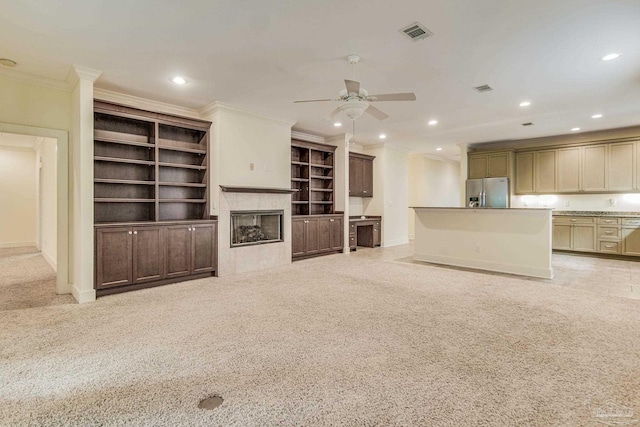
xmin=552 ymin=210 xmax=640 ymax=218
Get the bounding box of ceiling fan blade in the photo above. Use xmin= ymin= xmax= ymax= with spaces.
xmin=326 ymin=107 xmax=342 ymax=119
xmin=345 ymin=79 xmax=360 ymax=95
xmin=293 ymin=99 xmax=336 ymax=103
xmin=367 ymin=93 xmax=416 ymax=102
xmin=365 ymin=105 xmax=389 ymax=121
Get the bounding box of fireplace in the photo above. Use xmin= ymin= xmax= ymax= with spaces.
xmin=231 ymin=210 xmax=284 ymax=247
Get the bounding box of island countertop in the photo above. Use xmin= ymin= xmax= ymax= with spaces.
xmin=410 ymin=207 xmax=552 ymax=211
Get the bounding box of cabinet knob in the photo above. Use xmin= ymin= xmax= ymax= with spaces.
xmin=128 ymin=231 xmax=132 ymax=235
xmin=330 ymin=219 xmax=334 ymax=222
xmin=133 ymin=231 xmax=137 ymax=235
xmin=363 ymin=190 xmax=367 ymax=193
xmin=188 ymin=227 xmax=192 ymax=231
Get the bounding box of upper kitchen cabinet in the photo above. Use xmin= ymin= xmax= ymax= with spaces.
xmin=515 ymin=152 xmax=534 ymax=194
xmin=535 ymin=150 xmax=557 ymax=193
xmin=581 ymin=144 xmax=607 ymax=192
xmin=468 ymin=151 xmax=512 ymax=179
xmin=609 ymin=142 xmax=635 ymax=191
xmin=349 ymin=152 xmax=375 ymax=197
xmin=557 ymin=147 xmax=581 ymax=193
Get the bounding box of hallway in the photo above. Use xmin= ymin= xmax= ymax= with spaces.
xmin=0 ymin=247 xmax=73 ymax=311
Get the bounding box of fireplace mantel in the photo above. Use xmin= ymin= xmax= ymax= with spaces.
xmin=220 ymin=185 xmax=297 ymax=194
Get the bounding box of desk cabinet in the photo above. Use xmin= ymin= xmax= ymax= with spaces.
xmin=349 ymin=153 xmax=375 ymax=197
xmin=349 ymin=217 xmax=382 ymax=250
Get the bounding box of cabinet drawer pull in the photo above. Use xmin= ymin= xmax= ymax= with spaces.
xmin=570 ymin=219 xmax=576 ymax=222
xmin=605 ymin=244 xmax=615 ymax=248
xmin=304 ymin=220 xmax=309 ymax=224
xmin=605 ymin=220 xmax=614 ymax=223
xmin=330 ymin=219 xmax=334 ymax=222
xmin=363 ymin=190 xmax=367 ymax=193
xmin=605 ymin=231 xmax=614 ymax=234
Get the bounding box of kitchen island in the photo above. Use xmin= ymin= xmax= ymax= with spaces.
xmin=412 ymin=207 xmax=553 ymax=279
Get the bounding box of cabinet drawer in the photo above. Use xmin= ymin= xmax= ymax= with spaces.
xmin=597 ymin=226 xmax=621 ymax=240
xmin=349 ymin=223 xmax=356 ymax=231
xmin=622 ymin=218 xmax=640 ymax=228
xmin=553 ymin=216 xmax=596 ymax=224
xmin=598 ymin=217 xmax=621 ymax=225
xmin=598 ymin=241 xmax=621 ymax=254
xmin=349 ymin=235 xmax=356 ymax=248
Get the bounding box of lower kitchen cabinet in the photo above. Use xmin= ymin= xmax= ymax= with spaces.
xmin=292 ymin=214 xmax=343 ymax=260
xmin=552 ymin=217 xmax=596 ymax=252
xmin=553 ymin=215 xmax=640 ymax=257
xmin=95 ymin=221 xmax=217 ymax=295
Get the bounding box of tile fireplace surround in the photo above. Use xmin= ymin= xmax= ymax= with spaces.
xmin=218 ymin=188 xmax=292 ymax=276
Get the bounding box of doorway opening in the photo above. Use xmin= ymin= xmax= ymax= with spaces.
xmin=0 ymin=124 xmax=70 ymax=309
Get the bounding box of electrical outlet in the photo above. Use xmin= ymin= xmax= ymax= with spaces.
xmin=610 ymin=198 xmax=617 ymax=207
xmin=564 ymin=200 xmax=570 ymax=207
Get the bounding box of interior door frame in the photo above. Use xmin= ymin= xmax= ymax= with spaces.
xmin=0 ymin=122 xmax=70 ymax=295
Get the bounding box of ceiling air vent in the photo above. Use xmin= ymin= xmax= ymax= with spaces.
xmin=474 ymin=84 xmax=494 ymax=93
xmin=522 ymin=122 xmax=534 ymax=126
xmin=400 ymin=22 xmax=433 ymax=41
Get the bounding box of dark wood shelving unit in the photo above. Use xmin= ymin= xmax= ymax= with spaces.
xmin=93 ymin=100 xmax=216 ymax=296
xmin=291 ymin=139 xmax=336 ymax=216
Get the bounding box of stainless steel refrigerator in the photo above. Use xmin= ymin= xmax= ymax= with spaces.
xmin=465 ymin=177 xmax=510 ymax=208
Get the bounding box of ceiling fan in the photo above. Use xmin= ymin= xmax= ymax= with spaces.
xmin=294 ymin=54 xmax=417 ymax=121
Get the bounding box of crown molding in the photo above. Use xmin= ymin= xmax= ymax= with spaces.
xmin=0 ymin=67 xmax=70 ymax=92
xmin=200 ymin=101 xmax=296 ymax=127
xmin=93 ymin=88 xmax=201 ymax=118
xmin=66 ymin=65 xmax=102 ymax=88
xmin=410 ymin=152 xmax=459 ymax=164
xmin=291 ymin=130 xmax=325 ymax=143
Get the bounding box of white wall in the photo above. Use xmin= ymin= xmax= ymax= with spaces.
xmin=408 ymin=154 xmax=461 ymax=239
xmin=512 ymin=193 xmax=640 ymax=212
xmin=0 ymin=146 xmax=37 ymax=247
xmin=36 ymin=138 xmax=58 ymax=269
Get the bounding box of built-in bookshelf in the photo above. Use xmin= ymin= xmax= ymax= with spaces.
xmin=291 ymin=140 xmax=335 ymax=215
xmin=93 ymin=101 xmax=211 ymax=224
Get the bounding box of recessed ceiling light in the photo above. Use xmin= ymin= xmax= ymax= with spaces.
xmin=334 ymin=122 xmax=342 ymax=127
xmin=519 ymin=101 xmax=531 ymax=107
xmin=0 ymin=58 xmax=17 ymax=68
xmin=571 ymin=127 xmax=581 ymax=132
xmin=591 ymin=114 xmax=603 ymax=119
xmin=171 ymin=76 xmax=187 ymax=85
xmin=428 ymin=120 xmax=438 ymax=125
xmin=379 ymin=134 xmax=387 ymax=140
xmin=436 ymin=147 xmax=443 ymax=151
xmin=601 ymin=53 xmax=621 ymax=61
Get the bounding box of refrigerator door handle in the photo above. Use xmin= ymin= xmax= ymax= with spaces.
xmin=481 ymin=191 xmax=486 ymax=207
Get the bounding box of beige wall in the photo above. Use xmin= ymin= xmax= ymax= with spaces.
xmin=36 ymin=138 xmax=58 ymax=269
xmin=408 ymin=155 xmax=461 ymax=239
xmin=0 ymin=146 xmax=37 ymax=247
xmin=0 ymin=77 xmax=71 ymax=130
xmin=512 ymin=193 xmax=640 ymax=212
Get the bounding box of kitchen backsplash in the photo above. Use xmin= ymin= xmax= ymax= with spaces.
xmin=511 ymin=193 xmax=640 ymax=211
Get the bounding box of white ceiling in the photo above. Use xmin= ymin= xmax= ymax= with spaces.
xmin=1 ymin=0 xmax=640 ymax=160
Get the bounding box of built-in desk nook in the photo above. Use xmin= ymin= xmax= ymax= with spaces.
xmin=349 ymin=216 xmax=381 ymax=250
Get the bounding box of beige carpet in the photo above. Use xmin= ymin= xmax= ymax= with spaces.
xmin=0 ymin=246 xmax=74 ymax=311
xmin=1 ymin=249 xmax=639 ymax=426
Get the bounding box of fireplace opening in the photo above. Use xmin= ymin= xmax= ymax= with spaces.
xmin=231 ymin=210 xmax=284 ymax=247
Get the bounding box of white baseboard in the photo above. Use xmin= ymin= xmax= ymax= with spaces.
xmin=41 ymin=249 xmax=57 ymax=272
xmin=0 ymin=241 xmax=37 ymax=249
xmin=413 ymin=253 xmax=553 ymax=279
xmin=383 ymin=238 xmax=410 ymax=248
xmin=72 ymin=285 xmax=96 ymax=304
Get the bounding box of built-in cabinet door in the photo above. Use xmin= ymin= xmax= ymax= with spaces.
xmin=623 ymin=228 xmax=640 ymax=256
xmin=330 ymin=217 xmax=343 ymax=250
xmin=582 ymin=145 xmax=607 ymax=192
xmin=515 ymin=152 xmax=534 ymax=194
xmin=468 ymin=155 xmax=487 ymax=179
xmin=536 ymin=150 xmax=557 ymax=193
xmin=573 ymin=224 xmax=596 ymax=252
xmin=292 ymin=218 xmax=307 ymax=257
xmin=96 ymin=227 xmax=133 ymax=289
xmin=165 ymin=225 xmax=191 ymax=279
xmin=362 ymin=159 xmax=373 ymax=197
xmin=317 ymin=218 xmax=332 ymax=252
xmin=557 ymin=147 xmax=581 ymax=192
xmin=305 ymin=218 xmax=320 ymax=254
xmin=487 ymin=153 xmax=509 ymax=178
xmin=132 ymin=226 xmax=164 ymax=284
xmin=348 ymin=156 xmax=360 ymax=196
xmin=609 ymin=142 xmax=635 ymax=191
xmin=552 ymin=223 xmax=572 ymax=250
xmin=192 ymin=223 xmax=217 ymax=274
xmin=373 ymin=221 xmax=381 ymax=246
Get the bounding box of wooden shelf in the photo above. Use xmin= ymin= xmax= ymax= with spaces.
xmin=310 ymin=201 xmax=333 ymax=205
xmin=159 ymin=182 xmax=206 ymax=188
xmin=159 ymin=161 xmax=206 ymax=170
xmin=310 ymin=175 xmax=333 ymax=180
xmin=291 ymin=178 xmax=309 ymax=182
xmin=292 ymin=201 xmax=309 ymax=204
xmin=95 ymin=179 xmax=155 ymax=186
xmin=292 ymin=161 xmax=309 ymax=166
xmin=310 ymin=163 xmax=333 ymax=169
xmin=94 ymin=129 xmax=152 ymax=146
xmin=94 ymin=156 xmax=155 ymax=166
xmin=94 ymin=198 xmax=155 ymax=203
xmin=158 ymin=141 xmax=206 ymax=154
xmin=159 ymin=199 xmax=207 ymax=203
xmin=310 ymin=188 xmax=333 ymax=192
